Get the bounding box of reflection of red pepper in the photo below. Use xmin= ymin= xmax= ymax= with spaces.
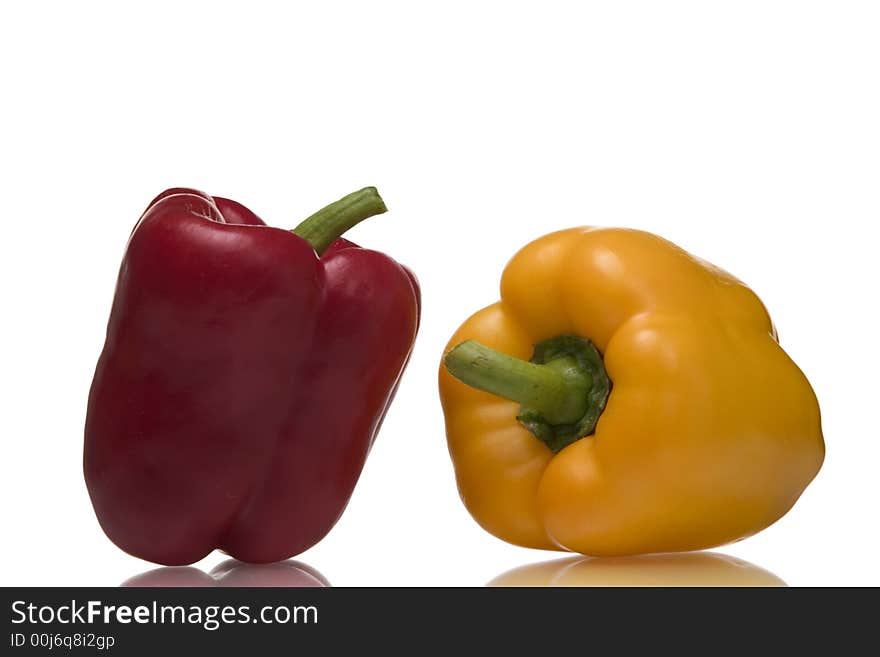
xmin=122 ymin=559 xmax=330 ymax=587
xmin=85 ymin=187 xmax=419 ymax=565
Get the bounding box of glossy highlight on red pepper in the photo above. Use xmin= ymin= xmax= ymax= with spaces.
xmin=85 ymin=187 xmax=420 ymax=565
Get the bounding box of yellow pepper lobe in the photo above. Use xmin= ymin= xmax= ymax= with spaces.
xmin=439 ymin=227 xmax=825 ymax=556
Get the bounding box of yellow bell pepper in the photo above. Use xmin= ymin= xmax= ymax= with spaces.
xmin=439 ymin=227 xmax=824 ymax=556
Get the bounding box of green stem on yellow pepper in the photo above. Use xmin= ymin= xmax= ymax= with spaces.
xmin=444 ymin=341 xmax=591 ymax=424
xmin=443 ymin=335 xmax=611 ymax=453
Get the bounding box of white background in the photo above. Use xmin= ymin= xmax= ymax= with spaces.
xmin=1 ymin=1 xmax=878 ymax=586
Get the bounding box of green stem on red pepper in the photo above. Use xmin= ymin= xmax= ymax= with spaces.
xmin=443 ymin=335 xmax=611 ymax=453
xmin=293 ymin=187 xmax=387 ymax=255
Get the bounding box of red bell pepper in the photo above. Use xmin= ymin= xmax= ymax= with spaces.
xmin=85 ymin=187 xmax=420 ymax=565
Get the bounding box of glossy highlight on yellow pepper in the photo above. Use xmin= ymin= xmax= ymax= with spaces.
xmin=439 ymin=227 xmax=824 ymax=556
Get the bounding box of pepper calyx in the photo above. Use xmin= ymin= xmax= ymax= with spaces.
xmin=443 ymin=334 xmax=611 ymax=453
xmin=517 ymin=335 xmax=611 ymax=453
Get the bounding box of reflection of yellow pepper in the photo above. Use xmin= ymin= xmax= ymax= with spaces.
xmin=488 ymin=553 xmax=786 ymax=587
xmin=440 ymin=228 xmax=824 ymax=556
